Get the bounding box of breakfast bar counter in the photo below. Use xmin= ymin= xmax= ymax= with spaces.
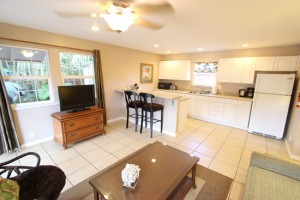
xmin=115 ymin=89 xmax=188 ymax=137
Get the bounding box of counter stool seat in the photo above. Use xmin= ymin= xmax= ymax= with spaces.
xmin=139 ymin=92 xmax=164 ymax=138
xmin=124 ymin=90 xmax=142 ymax=132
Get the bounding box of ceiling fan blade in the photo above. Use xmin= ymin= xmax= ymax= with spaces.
xmin=134 ymin=2 xmax=174 ymax=15
xmin=54 ymin=11 xmax=94 ymax=18
xmin=136 ymin=18 xmax=164 ymax=30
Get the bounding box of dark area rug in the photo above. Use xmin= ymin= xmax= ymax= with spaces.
xmin=195 ymin=165 xmax=233 ymax=200
xmin=59 ymin=164 xmax=233 ymax=200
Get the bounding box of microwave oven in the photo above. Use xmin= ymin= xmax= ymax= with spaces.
xmin=158 ymin=82 xmax=172 ymax=90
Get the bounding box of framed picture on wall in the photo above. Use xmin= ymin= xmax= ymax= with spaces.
xmin=140 ymin=63 xmax=153 ymax=83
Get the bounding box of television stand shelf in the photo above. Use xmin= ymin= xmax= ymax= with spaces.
xmin=51 ymin=106 xmax=105 ymax=149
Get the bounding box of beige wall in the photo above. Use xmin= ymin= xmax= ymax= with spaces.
xmin=0 ymin=22 xmax=161 ymax=146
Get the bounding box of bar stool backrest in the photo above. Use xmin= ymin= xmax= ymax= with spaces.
xmin=139 ymin=92 xmax=155 ymax=111
xmin=124 ymin=91 xmax=139 ymax=108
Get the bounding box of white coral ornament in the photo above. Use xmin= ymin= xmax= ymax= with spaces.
xmin=121 ymin=163 xmax=141 ymax=188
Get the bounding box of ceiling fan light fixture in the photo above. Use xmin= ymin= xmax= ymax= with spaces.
xmin=103 ymin=3 xmax=136 ymax=33
xmin=21 ymin=50 xmax=35 ymax=58
xmin=104 ymin=13 xmax=136 ymax=33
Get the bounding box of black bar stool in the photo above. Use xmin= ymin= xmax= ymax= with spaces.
xmin=124 ymin=90 xmax=142 ymax=132
xmin=139 ymin=92 xmax=164 ymax=138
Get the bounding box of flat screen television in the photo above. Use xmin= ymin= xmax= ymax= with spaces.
xmin=58 ymin=85 xmax=95 ymax=112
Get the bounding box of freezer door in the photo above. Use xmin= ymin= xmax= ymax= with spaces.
xmin=255 ymin=74 xmax=295 ymax=95
xmin=248 ymin=93 xmax=291 ymax=139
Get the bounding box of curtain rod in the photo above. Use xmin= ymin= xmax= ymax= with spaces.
xmin=0 ymin=37 xmax=93 ymax=53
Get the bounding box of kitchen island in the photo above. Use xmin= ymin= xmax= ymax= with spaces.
xmin=115 ymin=89 xmax=188 ymax=137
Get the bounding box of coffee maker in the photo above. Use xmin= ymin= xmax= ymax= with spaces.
xmin=246 ymin=87 xmax=255 ymax=98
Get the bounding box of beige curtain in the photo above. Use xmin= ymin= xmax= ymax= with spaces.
xmin=93 ymin=50 xmax=107 ymax=124
xmin=0 ymin=72 xmax=21 ymax=155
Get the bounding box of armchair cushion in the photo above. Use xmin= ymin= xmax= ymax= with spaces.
xmin=0 ymin=176 xmax=19 ymax=200
xmin=11 ymin=165 xmax=66 ymax=200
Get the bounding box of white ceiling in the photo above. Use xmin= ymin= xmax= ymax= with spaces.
xmin=0 ymin=0 xmax=300 ymax=55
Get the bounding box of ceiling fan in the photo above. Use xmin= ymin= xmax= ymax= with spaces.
xmin=54 ymin=0 xmax=174 ymax=33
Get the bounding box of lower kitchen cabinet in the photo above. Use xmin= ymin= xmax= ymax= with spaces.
xmin=222 ymin=99 xmax=237 ymax=124
xmin=157 ymin=90 xmax=252 ymax=130
xmin=196 ymin=96 xmax=209 ymax=118
xmin=234 ymin=101 xmax=252 ymax=129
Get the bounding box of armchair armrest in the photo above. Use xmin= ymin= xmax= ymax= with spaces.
xmin=0 ymin=152 xmax=40 ymax=178
xmin=250 ymin=152 xmax=300 ymax=181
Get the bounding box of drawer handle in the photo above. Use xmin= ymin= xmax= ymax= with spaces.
xmin=95 ymin=117 xmax=99 ymax=121
xmin=70 ymin=132 xmax=76 ymax=137
xmin=70 ymin=123 xmax=74 ymax=127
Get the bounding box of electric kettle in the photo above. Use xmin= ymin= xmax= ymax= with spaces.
xmin=239 ymin=88 xmax=246 ymax=97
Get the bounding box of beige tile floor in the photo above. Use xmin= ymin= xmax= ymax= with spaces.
xmin=0 ymin=118 xmax=298 ymax=200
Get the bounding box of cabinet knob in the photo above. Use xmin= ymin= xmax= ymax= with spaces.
xmin=70 ymin=123 xmax=74 ymax=127
xmin=70 ymin=132 xmax=76 ymax=137
xmin=95 ymin=117 xmax=99 ymax=121
xmin=96 ymin=126 xmax=99 ymax=130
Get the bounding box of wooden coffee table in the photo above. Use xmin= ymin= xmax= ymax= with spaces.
xmin=89 ymin=141 xmax=199 ymax=200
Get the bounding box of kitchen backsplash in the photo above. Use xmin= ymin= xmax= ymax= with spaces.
xmin=158 ymin=79 xmax=254 ymax=96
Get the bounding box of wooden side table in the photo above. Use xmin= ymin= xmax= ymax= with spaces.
xmin=51 ymin=106 xmax=105 ymax=149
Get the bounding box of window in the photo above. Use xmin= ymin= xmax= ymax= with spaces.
xmin=59 ymin=52 xmax=94 ymax=86
xmin=0 ymin=45 xmax=51 ymax=104
xmin=192 ymin=62 xmax=218 ymax=87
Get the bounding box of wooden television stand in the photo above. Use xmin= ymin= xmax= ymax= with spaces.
xmin=51 ymin=106 xmax=105 ymax=149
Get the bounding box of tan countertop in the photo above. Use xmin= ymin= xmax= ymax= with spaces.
xmin=155 ymin=89 xmax=253 ymax=102
xmin=115 ymin=89 xmax=182 ymax=100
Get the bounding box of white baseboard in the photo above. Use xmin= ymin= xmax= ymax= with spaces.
xmin=107 ymin=117 xmax=125 ymax=123
xmin=285 ymin=139 xmax=300 ymax=161
xmin=21 ymin=136 xmax=54 ymax=148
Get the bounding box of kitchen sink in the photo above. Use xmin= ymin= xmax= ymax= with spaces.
xmin=189 ymin=91 xmax=211 ymax=95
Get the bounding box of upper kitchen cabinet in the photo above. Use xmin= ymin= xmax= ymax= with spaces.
xmin=274 ymin=56 xmax=298 ymax=71
xmin=159 ymin=61 xmax=177 ymax=79
xmin=218 ymin=58 xmax=255 ymax=84
xmin=255 ymin=57 xmax=275 ymax=71
xmin=159 ymin=60 xmax=191 ymax=80
xmin=217 ymin=58 xmax=233 ymax=82
xmin=255 ymin=56 xmax=298 ymax=71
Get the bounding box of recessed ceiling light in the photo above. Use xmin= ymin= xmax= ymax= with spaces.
xmin=153 ymin=44 xmax=159 ymax=48
xmin=166 ymin=51 xmax=171 ymax=54
xmin=91 ymin=25 xmax=100 ymax=32
xmin=151 ymin=159 xmax=156 ymax=163
xmin=91 ymin=13 xmax=97 ymax=18
xmin=242 ymin=44 xmax=249 ymax=47
xmin=198 ymin=48 xmax=204 ymax=51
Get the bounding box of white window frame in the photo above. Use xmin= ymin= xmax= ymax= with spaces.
xmin=59 ymin=51 xmax=95 ymax=86
xmin=192 ymin=62 xmax=217 ymax=87
xmin=0 ymin=45 xmax=54 ymax=110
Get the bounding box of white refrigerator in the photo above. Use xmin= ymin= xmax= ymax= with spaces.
xmin=248 ymin=73 xmax=295 ymax=139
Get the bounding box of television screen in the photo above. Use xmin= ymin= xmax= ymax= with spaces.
xmin=58 ymin=85 xmax=95 ymax=112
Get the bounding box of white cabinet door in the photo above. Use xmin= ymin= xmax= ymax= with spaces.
xmin=255 ymin=57 xmax=275 ymax=71
xmin=185 ymin=94 xmax=196 ymax=116
xmin=241 ymin=58 xmax=256 ymax=84
xmin=231 ymin=59 xmax=243 ymax=83
xmin=159 ymin=61 xmax=170 ymax=79
xmin=218 ymin=59 xmax=233 ymax=82
xmin=234 ymin=101 xmax=252 ymax=129
xmin=177 ymin=60 xmax=191 ymax=80
xmin=195 ymin=96 xmax=209 ymax=118
xmin=158 ymin=61 xmax=177 ymax=79
xmin=222 ymin=99 xmax=237 ymax=124
xmin=159 ymin=60 xmax=191 ymax=80
xmin=274 ymin=56 xmax=298 ymax=71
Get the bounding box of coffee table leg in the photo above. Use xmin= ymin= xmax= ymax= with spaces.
xmin=192 ymin=164 xmax=197 ymax=189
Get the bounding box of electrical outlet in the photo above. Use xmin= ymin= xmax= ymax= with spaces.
xmin=29 ymin=131 xmax=34 ymax=138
